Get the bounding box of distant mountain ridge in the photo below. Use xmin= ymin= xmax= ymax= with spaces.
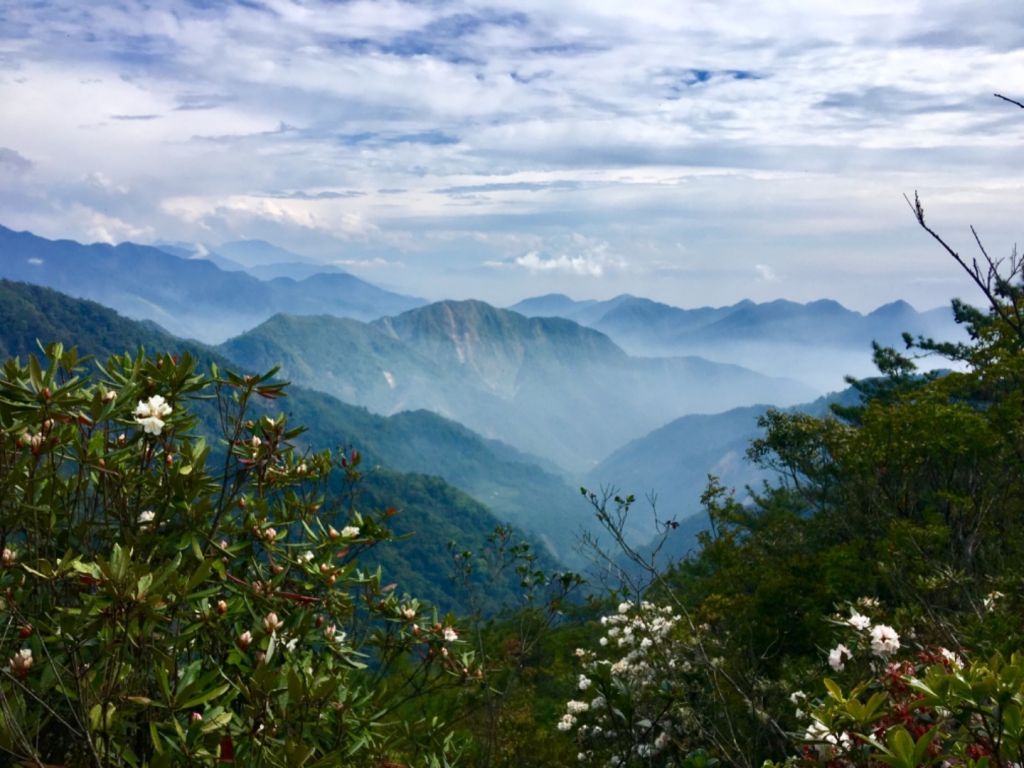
xmin=509 ymin=293 xmax=962 ymax=390
xmin=220 ymin=299 xmax=817 ymax=472
xmin=510 ymin=293 xmax=955 ymax=347
xmin=0 ymin=225 xmax=425 ymax=342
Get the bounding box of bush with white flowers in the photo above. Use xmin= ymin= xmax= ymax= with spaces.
xmin=778 ymin=599 xmax=1024 ymax=768
xmin=559 ymin=600 xmax=699 ymax=767
xmin=0 ymin=345 xmax=477 ymax=767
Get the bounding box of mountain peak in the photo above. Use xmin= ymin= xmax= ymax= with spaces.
xmin=868 ymin=299 xmax=916 ymax=317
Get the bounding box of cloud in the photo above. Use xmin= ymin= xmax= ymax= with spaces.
xmin=486 ymin=235 xmax=626 ymax=277
xmin=333 ymin=257 xmax=403 ymax=269
xmin=0 ymin=0 xmax=1022 ymax=310
xmin=755 ymin=264 xmax=778 ymax=282
xmin=0 ymin=147 xmax=32 ymax=174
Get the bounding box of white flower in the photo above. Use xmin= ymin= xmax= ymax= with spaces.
xmin=298 ymin=550 xmax=314 ymax=563
xmin=617 ymin=601 xmax=632 ymax=614
xmin=939 ymin=647 xmax=964 ymax=668
xmin=847 ymin=610 xmax=871 ymax=631
xmin=869 ymin=624 xmax=900 ymax=656
xmin=566 ymin=700 xmax=589 ymax=714
xmin=590 ymin=695 xmax=606 ymax=710
xmin=138 ymin=510 xmax=155 ymax=525
xmin=828 ymin=643 xmax=852 ymax=672
xmin=599 ymin=637 xmax=608 ymax=646
xmin=285 ymin=637 xmax=299 ymax=652
xmin=443 ymin=627 xmax=458 ymax=643
xmin=134 ymin=395 xmax=172 ymax=436
xmin=577 ymin=675 xmax=591 ymax=691
xmin=556 ymin=713 xmax=576 ymax=732
xmin=340 ymin=526 xmax=360 ymax=539
xmin=984 ymin=591 xmax=1005 ymax=612
xmin=805 ymin=719 xmax=852 ymax=754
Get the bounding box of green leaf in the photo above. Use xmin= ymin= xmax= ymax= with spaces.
xmin=178 ymin=683 xmax=231 ymax=711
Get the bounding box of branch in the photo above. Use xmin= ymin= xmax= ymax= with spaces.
xmin=994 ymin=93 xmax=1024 ymax=110
xmin=904 ymin=191 xmax=1024 ymax=342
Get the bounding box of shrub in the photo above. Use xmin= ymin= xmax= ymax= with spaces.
xmin=0 ymin=345 xmax=473 ymax=767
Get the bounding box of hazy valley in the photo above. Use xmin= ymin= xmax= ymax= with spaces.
xmin=0 ymin=224 xmax=962 ymax=565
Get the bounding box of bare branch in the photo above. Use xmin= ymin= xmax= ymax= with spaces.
xmin=994 ymin=93 xmax=1024 ymax=110
xmin=904 ymin=191 xmax=1024 ymax=342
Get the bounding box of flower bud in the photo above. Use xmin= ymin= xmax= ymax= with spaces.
xmin=8 ymin=649 xmax=32 ymax=677
xmin=237 ymin=630 xmax=253 ymax=650
xmin=262 ymin=612 xmax=283 ymax=634
xmin=216 ymin=600 xmax=228 ymax=615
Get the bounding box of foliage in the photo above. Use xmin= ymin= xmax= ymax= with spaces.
xmin=0 ymin=345 xmax=477 ymax=766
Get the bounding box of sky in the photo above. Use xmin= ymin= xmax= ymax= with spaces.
xmin=1 ymin=0 xmax=1023 ymax=311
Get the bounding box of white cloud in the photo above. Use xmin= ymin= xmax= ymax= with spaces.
xmin=487 ymin=235 xmax=627 ymax=276
xmin=333 ymin=257 xmax=403 ymax=268
xmin=755 ymin=264 xmax=778 ymax=282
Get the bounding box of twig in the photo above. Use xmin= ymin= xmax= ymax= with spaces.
xmin=994 ymin=93 xmax=1024 ymax=110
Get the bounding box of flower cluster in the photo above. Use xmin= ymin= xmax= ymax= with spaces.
xmin=793 ymin=645 xmax=996 ymax=768
xmin=559 ymin=600 xmax=685 ymax=766
xmin=134 ymin=394 xmax=172 ymax=436
xmin=825 ymin=604 xmax=901 ymax=672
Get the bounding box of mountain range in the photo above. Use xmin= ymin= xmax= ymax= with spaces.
xmin=219 ymin=302 xmax=816 ymax=472
xmin=510 ymin=293 xmax=962 ymax=391
xmin=1 ymin=225 xmax=971 ymax=565
xmin=0 ymin=226 xmax=424 ymax=342
xmin=0 ymin=279 xmax=592 ymax=573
